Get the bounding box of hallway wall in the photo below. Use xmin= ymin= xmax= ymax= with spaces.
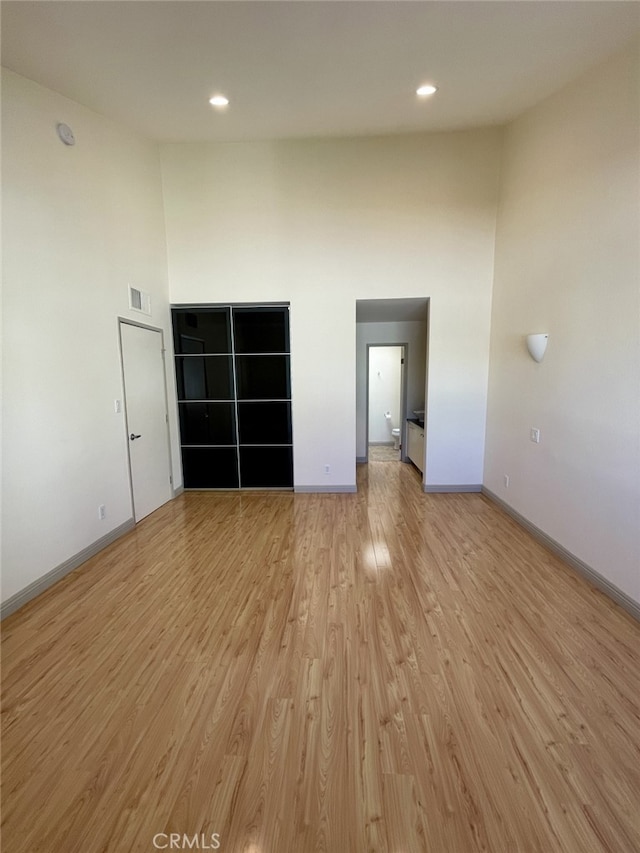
xmin=1 ymin=69 xmax=179 ymax=605
xmin=485 ymin=39 xmax=640 ymax=604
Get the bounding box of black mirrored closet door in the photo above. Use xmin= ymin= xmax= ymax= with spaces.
xmin=172 ymin=305 xmax=293 ymax=489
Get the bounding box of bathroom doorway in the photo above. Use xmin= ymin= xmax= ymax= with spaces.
xmin=367 ymin=345 xmax=406 ymax=462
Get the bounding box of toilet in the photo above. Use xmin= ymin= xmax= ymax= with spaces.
xmin=384 ymin=412 xmax=401 ymax=452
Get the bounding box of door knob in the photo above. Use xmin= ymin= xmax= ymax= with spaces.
xmin=129 ymin=433 xmax=142 ymax=441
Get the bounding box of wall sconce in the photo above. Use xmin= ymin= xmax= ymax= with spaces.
xmin=526 ymin=333 xmax=549 ymax=363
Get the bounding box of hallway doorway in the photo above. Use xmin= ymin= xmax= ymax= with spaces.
xmin=367 ymin=345 xmax=405 ymax=462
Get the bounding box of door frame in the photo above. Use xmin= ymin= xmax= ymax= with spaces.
xmin=118 ymin=318 xmax=174 ymax=521
xmin=365 ymin=342 xmax=409 ymax=464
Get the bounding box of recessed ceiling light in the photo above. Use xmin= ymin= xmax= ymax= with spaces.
xmin=416 ymin=84 xmax=438 ymax=97
xmin=209 ymin=95 xmax=229 ymax=107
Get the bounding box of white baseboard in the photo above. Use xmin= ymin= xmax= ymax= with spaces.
xmin=424 ymin=484 xmax=482 ymax=493
xmin=172 ymin=484 xmax=185 ymax=498
xmin=294 ymin=485 xmax=357 ymax=494
xmin=1 ymin=519 xmax=135 ymax=620
xmin=482 ymin=487 xmax=640 ymax=622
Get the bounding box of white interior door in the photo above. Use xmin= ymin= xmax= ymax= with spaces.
xmin=120 ymin=322 xmax=172 ymax=522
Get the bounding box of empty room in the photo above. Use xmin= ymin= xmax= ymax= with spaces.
xmin=1 ymin=2 xmax=639 ymax=852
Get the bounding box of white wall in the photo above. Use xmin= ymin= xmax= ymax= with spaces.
xmin=368 ymin=346 xmax=403 ymax=444
xmin=356 ymin=321 xmax=427 ymax=459
xmin=161 ymin=129 xmax=502 ymax=489
xmin=484 ymin=39 xmax=640 ymax=604
xmin=1 ymin=70 xmax=179 ymax=604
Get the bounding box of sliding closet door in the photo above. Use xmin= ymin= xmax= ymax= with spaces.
xmin=172 ymin=304 xmax=292 ymax=489
xmin=233 ymin=307 xmax=293 ymax=488
xmin=173 ymin=308 xmax=238 ymax=488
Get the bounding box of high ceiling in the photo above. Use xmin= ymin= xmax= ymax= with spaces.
xmin=2 ymin=1 xmax=638 ymax=143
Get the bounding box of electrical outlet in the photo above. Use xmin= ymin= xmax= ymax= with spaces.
xmin=114 ymin=399 xmax=122 ymax=413
xmin=98 ymin=505 xmax=106 ymax=520
xmin=530 ymin=428 xmax=540 ymax=443
xmin=504 ymin=474 xmax=510 ymax=488
xmin=324 ymin=465 xmax=330 ymax=475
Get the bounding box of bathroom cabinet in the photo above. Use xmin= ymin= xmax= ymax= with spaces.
xmin=172 ymin=305 xmax=293 ymax=489
xmin=406 ymin=420 xmax=424 ymax=473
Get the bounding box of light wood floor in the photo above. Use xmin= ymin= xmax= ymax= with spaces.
xmin=2 ymin=462 xmax=639 ymax=852
xmin=368 ymin=445 xmax=400 ymax=462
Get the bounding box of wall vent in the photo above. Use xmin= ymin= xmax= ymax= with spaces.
xmin=128 ymin=286 xmax=151 ymax=316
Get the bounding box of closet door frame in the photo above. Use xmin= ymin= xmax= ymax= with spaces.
xmin=172 ymin=302 xmax=293 ymax=490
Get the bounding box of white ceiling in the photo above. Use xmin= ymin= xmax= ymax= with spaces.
xmin=2 ymin=1 xmax=638 ymax=143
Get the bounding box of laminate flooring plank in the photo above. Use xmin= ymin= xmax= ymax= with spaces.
xmin=2 ymin=461 xmax=639 ymax=852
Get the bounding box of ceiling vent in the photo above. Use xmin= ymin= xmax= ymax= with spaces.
xmin=128 ymin=285 xmax=151 ymax=316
